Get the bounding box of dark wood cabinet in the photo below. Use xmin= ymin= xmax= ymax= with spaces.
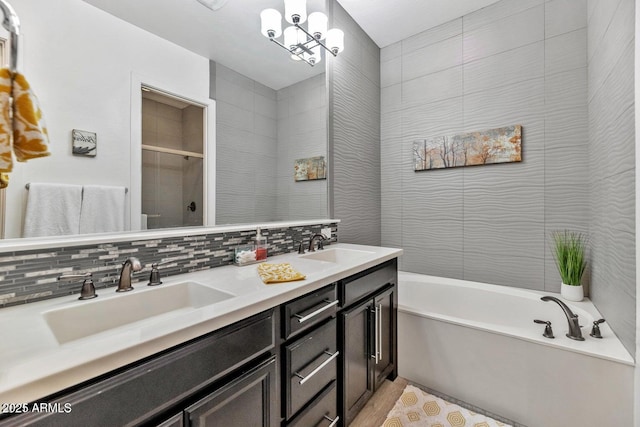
xmin=185 ymin=356 xmax=278 ymax=427
xmin=284 ymin=318 xmax=338 ymax=419
xmin=0 ymin=258 xmax=398 ymax=427
xmin=281 ymin=284 xmax=339 ymax=425
xmin=0 ymin=309 xmax=277 ymax=427
xmin=373 ymin=286 xmax=396 ymax=391
xmin=287 ymin=381 xmax=339 ymax=427
xmin=340 ymin=297 xmax=374 ymax=424
xmin=156 ymin=413 xmax=183 ymax=427
xmin=339 ymin=260 xmax=397 ymax=426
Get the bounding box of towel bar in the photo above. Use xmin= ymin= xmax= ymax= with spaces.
xmin=25 ymin=183 xmax=129 ymax=193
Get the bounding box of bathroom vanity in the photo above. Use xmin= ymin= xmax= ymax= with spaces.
xmin=0 ymin=244 xmax=401 ymax=427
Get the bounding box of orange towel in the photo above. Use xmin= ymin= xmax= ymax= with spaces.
xmin=0 ymin=68 xmax=50 ymax=177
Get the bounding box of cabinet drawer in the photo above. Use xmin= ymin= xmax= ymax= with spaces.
xmin=285 ymin=318 xmax=338 ymax=420
xmin=341 ymin=259 xmax=396 ymax=307
xmin=287 ymin=381 xmax=338 ymax=427
xmin=282 ymin=283 xmax=338 ymax=340
xmin=185 ymin=356 xmax=278 ymax=427
xmin=0 ymin=309 xmax=276 ymax=427
xmin=156 ymin=413 xmax=183 ymax=427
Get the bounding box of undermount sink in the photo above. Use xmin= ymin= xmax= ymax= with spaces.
xmin=300 ymin=248 xmax=374 ymax=263
xmin=43 ymin=282 xmax=233 ymax=344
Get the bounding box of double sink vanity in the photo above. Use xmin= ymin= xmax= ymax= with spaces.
xmin=0 ymin=243 xmax=402 ymax=426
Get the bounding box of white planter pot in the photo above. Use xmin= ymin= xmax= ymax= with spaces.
xmin=561 ymin=282 xmax=584 ymax=302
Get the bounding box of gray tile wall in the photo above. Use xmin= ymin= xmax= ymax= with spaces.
xmin=381 ymin=0 xmax=590 ymax=290
xmin=328 ymin=1 xmax=382 ymax=246
xmin=0 ymin=222 xmax=338 ymax=308
xmin=276 ymin=73 xmax=328 ymax=219
xmin=587 ymin=0 xmax=635 ymax=356
xmin=212 ymin=62 xmax=279 ymax=224
xmin=212 ymin=62 xmax=329 ymax=223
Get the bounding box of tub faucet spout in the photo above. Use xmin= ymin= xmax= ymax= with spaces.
xmin=540 ymin=296 xmax=584 ymax=341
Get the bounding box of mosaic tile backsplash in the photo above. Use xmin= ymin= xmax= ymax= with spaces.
xmin=0 ymin=223 xmax=338 ymax=308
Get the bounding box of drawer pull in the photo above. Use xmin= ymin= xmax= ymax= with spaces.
xmin=294 ymin=299 xmax=339 ymax=324
xmin=323 ymin=415 xmax=340 ymax=427
xmin=295 ymin=350 xmax=340 ymax=385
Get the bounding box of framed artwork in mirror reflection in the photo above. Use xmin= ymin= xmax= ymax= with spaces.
xmin=72 ymin=129 xmax=97 ymax=157
xmin=294 ymin=156 xmax=326 ymax=181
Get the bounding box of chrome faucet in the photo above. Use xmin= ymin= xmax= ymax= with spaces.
xmin=540 ymin=296 xmax=584 ymax=341
xmin=308 ymin=233 xmax=327 ymax=252
xmin=117 ymin=257 xmax=142 ymax=292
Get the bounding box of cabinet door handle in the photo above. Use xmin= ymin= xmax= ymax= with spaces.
xmin=294 ymin=299 xmax=339 ymax=324
xmin=323 ymin=415 xmax=340 ymax=427
xmin=377 ymin=303 xmax=383 ymax=363
xmin=370 ymin=305 xmax=379 ymax=364
xmin=295 ymin=350 xmax=340 ymax=385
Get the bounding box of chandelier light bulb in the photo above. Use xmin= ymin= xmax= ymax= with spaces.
xmin=260 ymin=9 xmax=282 ymax=38
xmin=310 ymin=45 xmax=322 ymax=64
xmin=326 ymin=28 xmax=344 ymax=54
xmin=308 ymin=12 xmax=328 ymax=39
xmin=283 ymin=26 xmax=298 ymax=50
xmin=260 ymin=0 xmax=344 ymax=67
xmin=284 ymin=0 xmax=307 ymax=24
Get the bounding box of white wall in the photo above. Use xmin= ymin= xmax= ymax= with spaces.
xmin=3 ymin=0 xmax=210 ymax=237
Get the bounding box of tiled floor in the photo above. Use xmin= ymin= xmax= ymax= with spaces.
xmin=350 ymin=377 xmax=409 ymax=427
xmin=352 ymin=377 xmax=522 ymax=427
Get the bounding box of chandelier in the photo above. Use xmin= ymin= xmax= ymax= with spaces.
xmin=260 ymin=0 xmax=344 ymax=66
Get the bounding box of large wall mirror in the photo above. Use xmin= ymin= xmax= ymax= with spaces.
xmin=0 ymin=0 xmax=329 ymax=242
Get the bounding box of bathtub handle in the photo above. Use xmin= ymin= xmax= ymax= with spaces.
xmin=534 ymin=319 xmax=554 ymax=339
xmin=295 ymin=350 xmax=340 ymax=385
xmin=294 ymin=299 xmax=339 ymax=323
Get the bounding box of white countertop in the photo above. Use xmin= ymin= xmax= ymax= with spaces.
xmin=0 ymin=243 xmax=402 ymax=404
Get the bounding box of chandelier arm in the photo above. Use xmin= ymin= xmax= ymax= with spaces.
xmin=269 ymin=38 xmax=317 ymax=66
xmin=294 ymin=23 xmax=338 ymax=57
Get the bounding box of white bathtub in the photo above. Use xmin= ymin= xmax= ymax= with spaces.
xmin=397 ymin=272 xmax=635 ymax=427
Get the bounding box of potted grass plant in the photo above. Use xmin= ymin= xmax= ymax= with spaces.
xmin=551 ymin=230 xmax=587 ymax=301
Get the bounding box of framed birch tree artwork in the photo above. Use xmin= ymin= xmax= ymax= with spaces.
xmin=413 ymin=125 xmax=522 ymax=171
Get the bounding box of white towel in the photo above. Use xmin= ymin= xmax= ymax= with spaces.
xmin=79 ymin=185 xmax=126 ymax=234
xmin=23 ymin=183 xmax=82 ymax=237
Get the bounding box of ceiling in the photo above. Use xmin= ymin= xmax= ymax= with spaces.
xmin=83 ymin=0 xmax=501 ymax=90
xmin=336 ymin=0 xmax=502 ymax=48
xmin=83 ymin=0 xmax=327 ymax=90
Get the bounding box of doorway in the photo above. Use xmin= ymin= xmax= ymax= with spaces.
xmin=141 ymin=88 xmax=205 ymax=230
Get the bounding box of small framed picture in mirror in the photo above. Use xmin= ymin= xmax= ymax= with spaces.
xmin=294 ymin=156 xmax=326 ymax=182
xmin=72 ymin=129 xmax=97 ymax=157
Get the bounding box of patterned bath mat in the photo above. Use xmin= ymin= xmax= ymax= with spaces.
xmin=382 ymin=385 xmax=512 ymax=427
